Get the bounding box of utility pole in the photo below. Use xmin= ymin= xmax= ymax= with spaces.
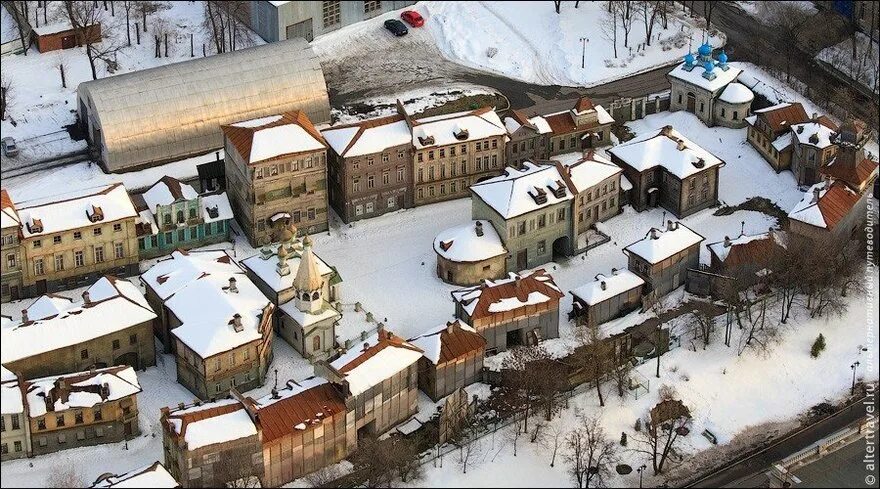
xmin=580 ymin=37 xmax=589 ymax=69
xmin=851 ymin=361 xmax=860 ymax=394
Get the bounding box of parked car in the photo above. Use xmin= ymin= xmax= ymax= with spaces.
xmin=400 ymin=10 xmax=424 ymax=27
xmin=384 ymin=19 xmax=408 ymax=37
xmin=1 ymin=137 xmax=19 ymax=157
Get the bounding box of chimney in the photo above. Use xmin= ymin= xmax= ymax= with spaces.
xmin=676 ymin=140 xmax=686 ymax=151
xmin=812 ymin=186 xmax=822 ymax=204
xmin=797 ymin=125 xmax=804 ymax=134
xmin=377 ymin=323 xmax=385 ymax=340
xmin=446 ymin=321 xmax=455 ymax=334
xmin=82 ymin=290 xmax=91 ymax=305
xmin=228 ymin=277 xmax=238 ymax=293
xmin=600 ymin=281 xmax=607 ymax=291
xmin=362 ymin=342 xmax=370 ymax=352
xmin=660 ymin=125 xmax=673 ymax=136
xmin=611 ymin=267 xmax=618 ymax=274
xmin=667 ymin=220 xmax=676 ymax=231
xmin=231 ymin=314 xmax=243 ymax=332
xmin=723 ymin=236 xmax=731 ymax=247
xmin=650 ymin=228 xmax=659 ymax=239
xmin=812 ymin=112 xmax=819 ymax=122
xmin=271 ymin=387 xmax=279 ymax=399
xmin=177 ymin=402 xmax=185 ymax=410
xmin=101 ymin=382 xmax=110 ymax=400
xmin=21 ymin=308 xmax=28 ymax=323
xmin=475 ymin=221 xmax=484 ymax=237
xmin=824 ymin=176 xmax=832 ymax=190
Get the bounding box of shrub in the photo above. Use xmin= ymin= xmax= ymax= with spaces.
xmin=810 ymin=334 xmax=826 ymax=358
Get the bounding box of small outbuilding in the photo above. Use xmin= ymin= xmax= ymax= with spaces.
xmin=408 ymin=320 xmax=486 ymax=401
xmin=434 ymin=220 xmax=507 ymax=286
xmin=570 ymin=269 xmax=645 ymax=328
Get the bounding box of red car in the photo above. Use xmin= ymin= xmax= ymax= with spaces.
xmin=401 ymin=10 xmax=424 ymax=27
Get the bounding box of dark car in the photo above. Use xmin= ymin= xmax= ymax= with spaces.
xmin=401 ymin=10 xmax=424 ymax=27
xmin=384 ymin=19 xmax=408 ymax=37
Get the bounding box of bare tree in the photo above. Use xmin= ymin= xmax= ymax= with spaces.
xmin=203 ymin=1 xmax=250 ymax=54
xmin=564 ymin=415 xmax=618 ymax=488
xmin=573 ymin=323 xmax=614 ymax=407
xmin=121 ymin=0 xmax=135 ymax=46
xmin=6 ymin=1 xmax=32 ymax=55
xmin=621 ymin=0 xmax=635 ymax=48
xmin=602 ymin=1 xmax=621 ymax=58
xmin=702 ymin=0 xmax=716 ymax=29
xmin=634 ymin=398 xmax=692 ymax=475
xmin=769 ymin=2 xmax=811 ymax=82
xmin=216 ymin=454 xmax=262 ymax=488
xmin=62 ymin=1 xmax=122 ymax=80
xmin=541 ymin=421 xmax=566 ymax=467
xmin=350 ymin=434 xmax=423 ymax=487
xmin=304 ymin=464 xmax=344 ymax=488
xmin=686 ymin=308 xmax=715 ymax=350
xmin=501 ymin=344 xmax=554 ymax=433
xmin=637 ymin=0 xmax=659 ymax=46
xmin=611 ymin=359 xmax=633 ymax=399
xmin=0 ymin=75 xmax=11 ymax=121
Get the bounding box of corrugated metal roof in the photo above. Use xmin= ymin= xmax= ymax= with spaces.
xmin=257 ymin=382 xmax=346 ymax=445
xmin=77 ymin=38 xmax=331 ymax=172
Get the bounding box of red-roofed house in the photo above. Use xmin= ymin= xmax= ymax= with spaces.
xmin=451 ymin=269 xmax=564 ymax=354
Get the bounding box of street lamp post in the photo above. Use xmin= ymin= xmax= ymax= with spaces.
xmin=851 ymin=361 xmax=861 ymax=394
xmin=637 ymin=464 xmax=647 ymax=488
xmin=580 ymin=37 xmax=589 ymax=69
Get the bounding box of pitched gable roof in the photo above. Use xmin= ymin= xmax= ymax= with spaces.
xmin=253 ymin=378 xmax=346 ymax=445
xmin=753 ymin=102 xmax=810 ymax=135
xmin=408 ymin=320 xmax=486 ymax=365
xmin=451 ymin=269 xmax=564 ymax=320
xmin=221 ymin=110 xmax=325 ymax=165
xmin=788 ymin=180 xmax=861 ymax=230
xmin=321 ymin=113 xmax=411 ymax=158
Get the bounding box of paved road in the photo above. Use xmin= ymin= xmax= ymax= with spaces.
xmin=791 ymin=437 xmax=879 ymax=488
xmin=689 ymin=396 xmax=876 ymax=487
xmin=695 ymin=1 xmax=879 ymax=129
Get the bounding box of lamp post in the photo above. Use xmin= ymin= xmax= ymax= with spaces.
xmin=637 ymin=464 xmax=647 ymax=488
xmin=580 ymin=37 xmax=589 ymax=69
xmin=851 ymin=361 xmax=860 ymax=394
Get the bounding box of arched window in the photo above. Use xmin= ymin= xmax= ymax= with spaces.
xmin=312 ymin=291 xmax=320 ymax=300
xmin=177 ymin=210 xmax=184 ymax=223
xmin=302 ymin=292 xmax=310 ymax=301
xmin=312 ymin=335 xmax=321 ymax=352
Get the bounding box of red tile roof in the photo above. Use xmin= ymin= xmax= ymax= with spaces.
xmin=756 ymin=103 xmax=810 ymax=135
xmin=337 ymin=330 xmax=423 ymax=373
xmin=821 ymin=154 xmax=879 ymax=191
xmin=221 ymin=110 xmax=325 ymax=165
xmin=452 ymin=269 xmax=564 ymax=321
xmin=409 ymin=320 xmax=487 ymax=365
xmin=817 ymin=181 xmax=862 ymax=230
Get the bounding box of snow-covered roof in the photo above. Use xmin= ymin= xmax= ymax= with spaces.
xmin=623 ymin=222 xmax=705 ymax=264
xmin=143 ymin=176 xmax=199 ymax=211
xmin=451 ymin=269 xmax=564 ymax=319
xmin=91 ymin=462 xmax=179 ymax=488
xmin=706 ymin=230 xmax=787 ymax=265
xmin=595 ymin=105 xmax=615 ymax=125
xmin=31 ymin=19 xmax=76 ymax=36
xmin=571 ymin=269 xmax=645 ymax=306
xmin=411 ymin=108 xmax=506 ymax=150
xmin=0 ymin=189 xmax=20 ymax=230
xmin=222 ymin=111 xmax=326 ymax=165
xmin=164 ymin=398 xmax=258 ymax=451
xmin=407 ymin=320 xmax=485 ymax=365
xmin=1 ymin=366 xmax=23 ymax=415
xmin=279 ymin=301 xmax=340 ymax=328
xmin=322 ymin=115 xmax=412 ymax=158
xmin=791 ymin=122 xmax=836 ymax=149
xmin=241 ymin=245 xmax=335 ymax=294
xmin=433 ymin=220 xmax=507 ymax=263
xmin=2 ymin=278 xmax=156 ymax=364
xmin=252 ymin=377 xmax=347 ymax=443
xmin=504 ymin=114 xmax=553 ymax=135
xmin=201 ymin=192 xmax=234 ymax=223
xmin=608 ymin=126 xmax=724 ymax=179
xmin=718 ymin=82 xmax=754 ymax=104
xmin=16 ymin=183 xmax=137 ymax=239
xmin=330 ymin=331 xmax=423 ymax=396
xmin=772 ymin=132 xmax=794 ymax=152
xmin=24 ymin=365 xmax=142 ymax=418
xmin=141 ymin=250 xmax=243 ymax=301
xmin=142 ymin=250 xmax=272 ymax=358
xmin=788 ymin=180 xmax=860 ymax=230
xmin=25 ymin=294 xmax=75 ymax=321
xmin=558 ymin=153 xmax=623 ymax=193
xmin=667 ymin=59 xmax=742 ymax=92
xmin=471 ymin=162 xmax=573 ymax=219
xmin=166 ymin=272 xmax=271 ymax=359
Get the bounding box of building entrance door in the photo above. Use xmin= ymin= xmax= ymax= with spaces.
xmin=516 ymin=250 xmax=527 ymax=271
xmin=686 ymin=92 xmax=696 ymax=113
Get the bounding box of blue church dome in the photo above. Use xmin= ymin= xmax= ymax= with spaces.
xmin=698 ymin=43 xmax=712 ymax=56
xmin=703 ymin=60 xmax=714 ymax=72
xmin=684 ymin=53 xmax=695 ymax=65
xmin=718 ymin=51 xmax=728 ymax=64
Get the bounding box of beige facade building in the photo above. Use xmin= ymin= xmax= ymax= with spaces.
xmin=553 ymin=154 xmax=623 ymax=252
xmin=1 ymin=190 xmax=23 ymax=302
xmin=140 ymin=250 xmax=275 ymax=399
xmin=24 ymin=366 xmax=141 ymax=456
xmin=745 ymin=102 xmax=811 ymax=174
xmin=1 ymin=277 xmax=157 ymax=379
xmin=411 ymin=108 xmax=508 ymax=206
xmin=222 ymin=111 xmax=330 ymax=246
xmin=8 ymin=183 xmax=140 ymax=299
xmin=433 ymin=220 xmax=508 ymax=286
xmin=1 ymin=366 xmax=30 ymax=461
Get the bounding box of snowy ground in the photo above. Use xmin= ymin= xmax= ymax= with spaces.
xmin=735 ymin=1 xmax=817 ymax=22
xmin=414 ymin=288 xmax=878 ymax=488
xmin=0 ymin=1 xmax=262 ymax=164
xmin=314 ymin=1 xmax=724 ymax=92
xmin=816 ymin=32 xmax=880 ymax=95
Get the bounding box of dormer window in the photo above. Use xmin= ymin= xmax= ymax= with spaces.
xmin=206 ymin=206 xmax=219 ymax=219
xmin=453 ymin=125 xmax=469 ymax=141
xmin=28 ymin=218 xmax=43 ymax=234
xmin=87 ymin=205 xmax=104 ymax=223
xmin=549 ymin=180 xmax=567 ymax=198
xmin=809 ymin=133 xmax=819 ymax=144
xmin=529 ymin=187 xmax=548 ymax=205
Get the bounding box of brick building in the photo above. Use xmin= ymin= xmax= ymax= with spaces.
xmin=322 ymin=113 xmax=414 ymax=222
